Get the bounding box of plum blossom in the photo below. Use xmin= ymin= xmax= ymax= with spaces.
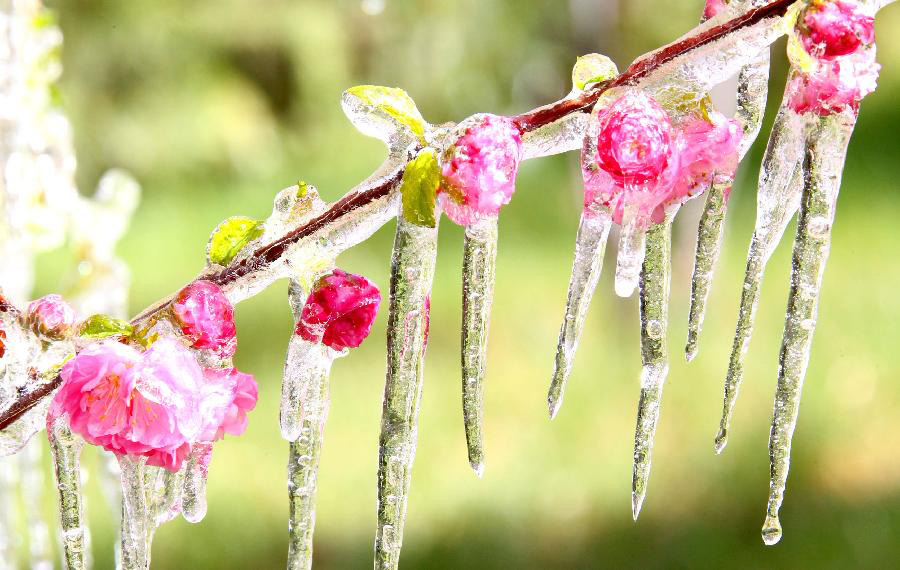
xmin=172 ymin=280 xmax=237 ymax=358
xmin=437 ymin=114 xmax=523 ymax=226
xmin=704 ymin=0 xmax=727 ymax=21
xmin=26 ymin=294 xmax=76 ymax=340
xmin=789 ymin=0 xmax=879 ymax=117
xmin=50 ymin=337 xmax=258 ymax=471
xmin=582 ymin=91 xmax=741 ymax=228
xmin=296 ymin=269 xmax=381 ymax=351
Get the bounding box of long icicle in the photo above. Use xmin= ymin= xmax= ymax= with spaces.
xmin=284 ymin=280 xmax=336 ymax=570
xmin=181 ymin=442 xmax=213 ymax=524
xmin=47 ymin=415 xmax=87 ymax=570
xmin=547 ymin=211 xmax=612 ymax=418
xmin=686 ymin=48 xmax=771 ymax=361
xmin=614 ymin=211 xmax=646 ymax=298
xmin=762 ymin=113 xmax=855 ymax=545
xmin=461 ymin=217 xmax=498 ymax=476
xmin=118 ymin=455 xmax=150 ymax=570
xmin=715 ymin=105 xmax=808 ymax=453
xmin=632 ymin=212 xmax=674 ymax=520
xmin=375 ymin=216 xmax=438 ymax=570
xmin=21 ymin=436 xmax=52 ymax=569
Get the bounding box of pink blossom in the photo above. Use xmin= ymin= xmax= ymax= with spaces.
xmin=51 ymin=338 xmax=204 ymax=472
xmin=583 ymin=92 xmax=741 ymax=227
xmin=787 ymin=49 xmax=880 ymax=116
xmin=801 ymin=0 xmax=874 ymax=60
xmin=0 ymin=328 xmax=6 ymax=359
xmin=437 ymin=114 xmax=523 ymax=226
xmin=172 ymin=280 xmax=237 ymax=358
xmin=296 ymin=269 xmax=381 ymax=351
xmin=26 ymin=294 xmax=76 ymax=339
xmin=704 ymin=0 xmax=727 ymax=21
xmin=199 ymin=367 xmax=258 ymax=441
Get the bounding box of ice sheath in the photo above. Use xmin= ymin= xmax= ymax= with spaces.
xmin=282 ymin=280 xmax=336 ymax=570
xmin=47 ymin=416 xmax=87 ymax=570
xmin=461 ymin=217 xmax=497 ymax=475
xmin=632 ymin=213 xmax=674 ymax=521
xmin=761 ymin=113 xmax=855 ymax=546
xmin=686 ymin=49 xmax=771 ymax=362
xmin=547 ymin=211 xmax=612 ymax=419
xmin=118 ymin=456 xmax=150 ymax=570
xmin=716 ymin=103 xmax=808 ymax=453
xmin=375 ymin=216 xmax=438 ymax=570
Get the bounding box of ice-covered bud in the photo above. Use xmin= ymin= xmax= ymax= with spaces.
xmin=668 ymin=113 xmax=742 ymax=201
xmin=437 ymin=114 xmax=522 ymax=227
xmin=296 ymin=269 xmax=381 ymax=351
xmin=198 ymin=367 xmax=258 ymax=441
xmin=787 ymin=49 xmax=880 ymax=116
xmin=594 ymin=92 xmax=673 ymax=186
xmin=801 ymin=0 xmax=874 ymax=60
xmin=51 ymin=338 xmax=204 ymax=472
xmin=703 ymin=0 xmax=728 ymax=21
xmin=26 ymin=294 xmax=76 ymax=340
xmin=172 ymin=280 xmax=237 ymax=358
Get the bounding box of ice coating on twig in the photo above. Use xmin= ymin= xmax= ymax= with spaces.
xmin=461 ymin=218 xmax=497 ymax=476
xmin=631 ymin=212 xmax=674 ymax=521
xmin=47 ymin=414 xmax=87 ymax=570
xmin=118 ymin=456 xmax=150 ymax=570
xmin=548 ymin=211 xmax=612 ymax=419
xmin=762 ymin=92 xmax=858 ymax=549
xmin=375 ymin=216 xmax=438 ymax=570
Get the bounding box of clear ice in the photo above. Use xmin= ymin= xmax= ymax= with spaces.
xmin=615 ymin=213 xmax=646 ymax=298
xmin=118 ymin=455 xmax=150 ymax=570
xmin=181 ymin=442 xmax=213 ymax=524
xmin=716 ymin=104 xmax=808 ymax=453
xmin=548 ymin=211 xmax=612 ymax=418
xmin=48 ymin=415 xmax=87 ymax=570
xmin=460 ymin=217 xmax=498 ymax=476
xmin=631 ymin=212 xmax=674 ymax=520
xmin=375 ymin=216 xmax=438 ymax=570
xmin=762 ymin=113 xmax=855 ymax=546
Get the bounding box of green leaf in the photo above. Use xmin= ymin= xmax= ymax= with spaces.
xmin=78 ymin=314 xmax=134 ymax=339
xmin=572 ymin=54 xmax=619 ymax=90
xmin=400 ymin=149 xmax=441 ymax=228
xmin=343 ymin=85 xmax=427 ymax=143
xmin=207 ymin=216 xmax=265 ymax=266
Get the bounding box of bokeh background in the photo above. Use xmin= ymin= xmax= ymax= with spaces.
xmin=22 ymin=0 xmax=900 ymax=567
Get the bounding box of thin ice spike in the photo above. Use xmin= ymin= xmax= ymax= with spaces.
xmin=181 ymin=442 xmax=213 ymax=524
xmin=685 ymin=46 xmax=770 ymax=361
xmin=118 ymin=456 xmax=150 ymax=570
xmin=48 ymin=416 xmax=87 ymax=570
xmin=461 ymin=217 xmax=498 ymax=476
xmin=686 ymin=178 xmax=730 ymax=362
xmin=716 ymin=106 xmax=808 ymax=453
xmin=762 ymin=114 xmax=855 ymax=546
xmin=615 ymin=213 xmax=646 ymax=298
xmin=632 ymin=214 xmax=674 ymax=521
xmin=548 ymin=211 xmax=612 ymax=418
xmin=375 ymin=216 xmax=438 ymax=570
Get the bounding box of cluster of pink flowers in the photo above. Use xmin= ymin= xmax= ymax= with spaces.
xmin=788 ymin=0 xmax=878 ymax=117
xmin=437 ymin=114 xmax=523 ymax=227
xmin=172 ymin=280 xmax=237 ymax=357
xmin=26 ymin=294 xmax=76 ymax=340
xmin=51 ymin=280 xmax=256 ymax=471
xmin=582 ymin=91 xmax=741 ymax=228
xmin=296 ymin=269 xmax=381 ymax=351
xmin=51 ymin=337 xmax=257 ymax=471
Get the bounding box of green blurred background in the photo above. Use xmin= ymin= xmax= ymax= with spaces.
xmin=24 ymin=0 xmax=900 ymax=567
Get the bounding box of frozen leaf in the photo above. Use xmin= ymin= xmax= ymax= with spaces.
xmin=400 ymin=150 xmax=440 ymax=228
xmin=342 ymin=85 xmax=427 ymax=144
xmin=77 ymin=314 xmax=134 ymax=339
xmin=207 ymin=216 xmax=265 ymax=267
xmin=571 ymin=53 xmax=619 ymax=91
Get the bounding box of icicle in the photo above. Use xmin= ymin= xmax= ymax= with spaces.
xmin=548 ymin=211 xmax=613 ymax=418
xmin=716 ymin=106 xmax=808 ymax=453
xmin=460 ymin=217 xmax=498 ymax=476
xmin=47 ymin=416 xmax=87 ymax=570
xmin=685 ymin=48 xmax=770 ymax=361
xmin=762 ymin=114 xmax=855 ymax=546
xmin=280 ymin=279 xmax=336 ymax=442
xmin=631 ymin=213 xmax=674 ymax=520
xmin=0 ymin=459 xmax=15 ymax=570
xmin=685 ymin=178 xmax=730 ymax=362
xmin=118 ymin=455 xmax=150 ymax=570
xmin=157 ymin=468 xmax=184 ymax=527
xmin=375 ymin=216 xmax=438 ymax=570
xmin=615 ymin=211 xmax=646 ymax=298
xmin=284 ymin=280 xmax=336 ymax=570
xmin=20 ymin=437 xmax=52 ymax=569
xmin=181 ymin=442 xmax=213 ymax=524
